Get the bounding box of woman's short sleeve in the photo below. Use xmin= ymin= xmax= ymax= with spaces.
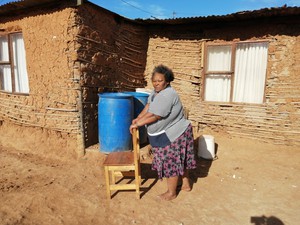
xmin=148 ymin=92 xmax=173 ymax=117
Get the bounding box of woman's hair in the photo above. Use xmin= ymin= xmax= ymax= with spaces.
xmin=152 ymin=64 xmax=174 ymax=82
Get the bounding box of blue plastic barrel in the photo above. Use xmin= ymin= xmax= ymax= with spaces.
xmin=124 ymin=92 xmax=149 ymax=144
xmin=98 ymin=93 xmax=133 ymax=153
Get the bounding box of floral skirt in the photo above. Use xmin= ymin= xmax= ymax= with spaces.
xmin=151 ymin=124 xmax=197 ymax=179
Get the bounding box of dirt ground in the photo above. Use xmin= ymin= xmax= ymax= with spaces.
xmin=0 ymin=136 xmax=299 ymax=225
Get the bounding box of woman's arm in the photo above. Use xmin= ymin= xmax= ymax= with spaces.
xmin=130 ymin=110 xmax=161 ymax=134
xmin=136 ymin=111 xmax=160 ymax=126
xmin=132 ymin=103 xmax=150 ymax=125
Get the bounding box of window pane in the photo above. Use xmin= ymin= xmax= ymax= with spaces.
xmin=0 ymin=65 xmax=12 ymax=92
xmin=204 ymin=74 xmax=231 ymax=102
xmin=12 ymin=33 xmax=29 ymax=93
xmin=207 ymin=45 xmax=232 ymax=72
xmin=233 ymin=42 xmax=268 ymax=104
xmin=0 ymin=35 xmax=9 ymax=61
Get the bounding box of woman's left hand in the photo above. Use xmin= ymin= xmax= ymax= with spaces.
xmin=129 ymin=123 xmax=138 ymax=134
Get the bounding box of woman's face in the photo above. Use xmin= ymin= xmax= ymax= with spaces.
xmin=152 ymin=72 xmax=169 ymax=93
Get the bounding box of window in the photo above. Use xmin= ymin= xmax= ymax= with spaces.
xmin=0 ymin=32 xmax=29 ymax=94
xmin=203 ymin=41 xmax=268 ymax=104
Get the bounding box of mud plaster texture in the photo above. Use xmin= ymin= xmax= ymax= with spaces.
xmin=0 ymin=3 xmax=149 ymax=157
xmin=0 ymin=3 xmax=299 ymax=159
xmin=0 ymin=5 xmax=299 ymax=223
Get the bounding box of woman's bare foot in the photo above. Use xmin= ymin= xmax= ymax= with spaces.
xmin=181 ymin=185 xmax=191 ymax=192
xmin=157 ymin=191 xmax=177 ymax=201
xmin=181 ymin=177 xmax=192 ymax=192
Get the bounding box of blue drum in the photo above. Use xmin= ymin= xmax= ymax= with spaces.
xmin=98 ymin=93 xmax=133 ymax=153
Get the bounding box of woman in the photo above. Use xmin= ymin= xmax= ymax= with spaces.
xmin=130 ymin=64 xmax=197 ymax=201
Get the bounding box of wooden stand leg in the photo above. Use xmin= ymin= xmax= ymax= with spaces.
xmin=104 ymin=166 xmax=111 ymax=199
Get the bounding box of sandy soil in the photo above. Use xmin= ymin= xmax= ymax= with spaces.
xmin=0 ymin=136 xmax=299 ymax=225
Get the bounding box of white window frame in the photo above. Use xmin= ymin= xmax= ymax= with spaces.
xmin=203 ymin=40 xmax=268 ymax=104
xmin=0 ymin=32 xmax=29 ymax=94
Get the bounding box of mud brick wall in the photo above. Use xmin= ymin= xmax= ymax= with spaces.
xmin=1 ymin=1 xmax=299 ymax=158
xmin=0 ymin=2 xmax=150 ymax=156
xmin=76 ymin=4 xmax=149 ymax=148
xmin=0 ymin=6 xmax=82 ymax=158
xmin=144 ymin=21 xmax=300 ymax=146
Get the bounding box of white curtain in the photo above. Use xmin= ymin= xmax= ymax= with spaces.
xmin=233 ymin=42 xmax=268 ymax=104
xmin=0 ymin=36 xmax=12 ymax=92
xmin=205 ymin=45 xmax=232 ymax=102
xmin=205 ymin=74 xmax=231 ymax=101
xmin=12 ymin=33 xmax=29 ymax=93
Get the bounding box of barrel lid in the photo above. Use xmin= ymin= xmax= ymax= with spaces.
xmin=98 ymin=93 xmax=133 ymax=99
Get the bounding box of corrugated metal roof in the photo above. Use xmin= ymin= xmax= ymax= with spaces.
xmin=0 ymin=0 xmax=299 ymax=24
xmin=135 ymin=6 xmax=300 ymax=25
xmin=0 ymin=0 xmax=78 ymax=17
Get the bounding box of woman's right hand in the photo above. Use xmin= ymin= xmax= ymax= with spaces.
xmin=132 ymin=118 xmax=138 ymax=125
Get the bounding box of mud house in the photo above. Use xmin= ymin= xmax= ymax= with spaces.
xmin=0 ymin=0 xmax=149 ymax=158
xmin=0 ymin=0 xmax=299 ymax=158
xmin=141 ymin=6 xmax=300 ymax=148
